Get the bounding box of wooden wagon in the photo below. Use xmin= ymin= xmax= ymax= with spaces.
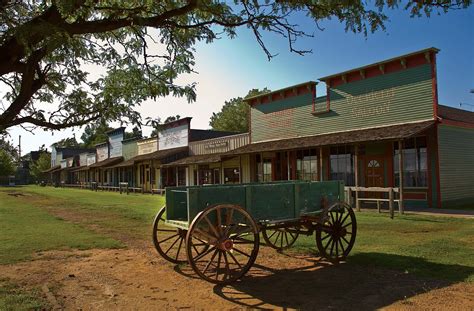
xmin=152 ymin=180 xmax=357 ymax=284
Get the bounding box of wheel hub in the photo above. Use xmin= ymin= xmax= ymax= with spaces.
xmin=218 ymin=239 xmax=233 ymax=251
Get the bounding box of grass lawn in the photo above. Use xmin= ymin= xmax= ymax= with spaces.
xmin=0 ymin=185 xmax=473 ymax=308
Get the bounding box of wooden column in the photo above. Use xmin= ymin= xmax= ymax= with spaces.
xmin=355 ymin=145 xmax=360 ymax=211
xmin=319 ymin=148 xmax=323 ymax=181
xmin=239 ymin=156 xmax=242 ymax=184
xmin=287 ymin=151 xmax=291 ymax=181
xmin=398 ymin=140 xmax=404 ymax=214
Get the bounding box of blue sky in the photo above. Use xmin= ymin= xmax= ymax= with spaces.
xmin=6 ymin=5 xmax=474 ymax=154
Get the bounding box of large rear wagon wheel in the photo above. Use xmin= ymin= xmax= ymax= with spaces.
xmin=316 ymin=201 xmax=356 ymax=263
xmin=186 ymin=204 xmax=260 ymax=284
xmin=152 ymin=206 xmax=187 ymax=264
xmin=262 ymin=226 xmax=299 ymax=250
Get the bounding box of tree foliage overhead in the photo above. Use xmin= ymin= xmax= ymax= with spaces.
xmin=0 ymin=134 xmax=18 ymax=159
xmin=80 ymin=121 xmax=113 ymax=148
xmin=210 ymin=88 xmax=270 ymax=132
xmin=150 ymin=115 xmax=181 ymax=137
xmin=0 ymin=149 xmax=15 ymax=177
xmin=0 ymin=1 xmax=470 ymax=132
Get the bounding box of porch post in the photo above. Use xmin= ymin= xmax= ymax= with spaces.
xmin=239 ymin=156 xmax=242 ymax=184
xmin=355 ymin=144 xmax=360 ymax=211
xmin=287 ymin=151 xmax=291 ymax=181
xmin=319 ymin=148 xmax=323 ymax=181
xmin=398 ymin=140 xmax=404 ymax=214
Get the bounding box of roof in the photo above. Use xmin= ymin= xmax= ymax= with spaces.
xmin=244 ymin=81 xmax=317 ymax=102
xmin=109 ymin=158 xmax=135 ymax=168
xmin=224 ymin=121 xmax=435 ymax=156
xmin=189 ymin=129 xmax=241 ymax=142
xmin=131 ymin=146 xmax=188 ymax=162
xmin=438 ymin=105 xmax=474 ymax=124
xmin=71 ymin=166 xmax=90 ymax=172
xmin=319 ymin=47 xmax=440 ymax=81
xmin=162 ymin=154 xmax=223 ymax=167
xmin=106 ymin=127 xmax=125 ymax=135
xmin=88 ymin=156 xmax=123 ymax=168
xmin=43 ymin=165 xmax=61 ymax=173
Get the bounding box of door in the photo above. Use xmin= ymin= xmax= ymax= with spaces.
xmin=365 ymin=157 xmax=384 ymax=198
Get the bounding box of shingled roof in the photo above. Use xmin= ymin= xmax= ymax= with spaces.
xmin=438 ymin=105 xmax=474 ymax=124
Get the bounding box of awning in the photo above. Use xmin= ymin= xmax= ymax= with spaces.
xmin=43 ymin=165 xmax=61 ymax=173
xmin=131 ymin=146 xmax=188 ymax=163
xmin=225 ymin=120 xmax=435 ymax=156
xmin=109 ymin=158 xmax=135 ymax=168
xmin=71 ymin=166 xmax=90 ymax=172
xmin=88 ymin=156 xmax=124 ymax=168
xmin=162 ymin=154 xmax=223 ymax=167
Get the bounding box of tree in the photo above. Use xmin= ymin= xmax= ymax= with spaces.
xmin=210 ymin=88 xmax=270 ymax=132
xmin=52 ymin=136 xmax=81 ymax=148
xmin=0 ymin=149 xmax=15 ymax=177
xmin=80 ymin=121 xmax=113 ymax=148
xmin=0 ymin=1 xmax=470 ymax=132
xmin=124 ymin=126 xmax=143 ymax=140
xmin=150 ymin=115 xmax=181 ymax=137
xmin=0 ymin=135 xmax=18 ymax=159
xmin=30 ymin=152 xmax=51 ymax=180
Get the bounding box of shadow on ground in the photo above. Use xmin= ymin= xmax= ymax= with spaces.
xmin=208 ymin=252 xmax=473 ymax=310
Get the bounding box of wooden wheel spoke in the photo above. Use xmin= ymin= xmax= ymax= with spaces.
xmin=232 ymin=236 xmax=254 ymax=244
xmin=232 ymin=247 xmax=251 ymax=258
xmin=225 ymin=208 xmax=234 ymax=226
xmin=267 ymin=230 xmax=278 ymax=240
xmin=341 ymin=235 xmax=351 ymax=246
xmin=338 ymin=239 xmax=346 ymax=255
xmin=194 ymin=245 xmax=216 ymax=261
xmin=340 ymin=212 xmax=351 ymax=225
xmin=202 ymin=249 xmax=219 ymax=274
xmin=342 ymin=222 xmax=353 ymax=229
xmin=157 ymin=228 xmax=176 ymax=232
xmin=165 ymin=236 xmax=182 ymax=255
xmin=175 ymin=236 xmax=184 ymax=260
xmin=323 ymin=236 xmax=333 ymax=251
xmin=158 ymin=233 xmax=179 ymax=244
xmin=223 ymin=251 xmax=231 ymax=280
xmin=329 ymin=238 xmax=336 ymax=257
xmin=216 ymin=208 xmax=223 ymax=235
xmin=194 ymin=228 xmax=216 ymax=241
xmin=284 ymin=232 xmax=289 ymax=246
xmin=227 ymin=251 xmax=242 ymax=268
xmin=320 ymin=233 xmax=331 ymax=242
xmin=204 ymin=215 xmax=220 ymax=239
xmin=335 ymin=238 xmax=339 ymax=257
xmin=215 ymin=251 xmax=222 ymax=279
xmin=330 ymin=212 xmax=336 ymax=225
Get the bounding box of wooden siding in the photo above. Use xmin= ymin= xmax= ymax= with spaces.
xmin=51 ymin=147 xmax=58 ymax=167
xmin=122 ymin=141 xmax=138 ymax=160
xmin=109 ymin=132 xmax=123 ymax=158
xmin=137 ymin=138 xmax=157 ymax=155
xmin=438 ymin=124 xmax=474 ymax=207
xmin=96 ymin=145 xmax=108 ymax=162
xmin=251 ymin=64 xmax=434 ymax=142
xmin=189 ymin=133 xmax=250 ymax=155
xmin=79 ymin=153 xmax=88 ymax=166
xmin=86 ymin=153 xmax=96 ymax=166
xmin=159 ymin=123 xmax=189 ymax=150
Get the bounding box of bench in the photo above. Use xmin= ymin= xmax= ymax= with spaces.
xmin=151 ymin=188 xmax=165 ymax=195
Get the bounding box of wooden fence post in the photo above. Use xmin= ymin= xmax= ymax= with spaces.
xmin=389 ymin=188 xmax=394 ymax=219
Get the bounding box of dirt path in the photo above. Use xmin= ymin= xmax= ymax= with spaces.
xmin=1 ymin=245 xmax=472 ymax=310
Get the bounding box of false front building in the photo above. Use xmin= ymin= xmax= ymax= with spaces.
xmin=221 ymin=47 xmax=472 ymax=209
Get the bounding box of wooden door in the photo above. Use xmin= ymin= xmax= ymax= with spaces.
xmin=365 ymin=157 xmax=384 ymax=198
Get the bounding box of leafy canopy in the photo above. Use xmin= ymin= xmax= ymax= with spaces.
xmin=29 ymin=152 xmax=51 ymax=180
xmin=0 ymin=1 xmax=470 ymax=132
xmin=0 ymin=149 xmax=15 ymax=177
xmin=210 ymin=88 xmax=270 ymax=132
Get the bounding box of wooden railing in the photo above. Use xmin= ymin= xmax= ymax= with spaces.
xmin=345 ymin=186 xmax=402 ymax=218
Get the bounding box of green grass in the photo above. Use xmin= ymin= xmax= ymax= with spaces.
xmin=1 ymin=185 xmax=473 ymax=284
xmin=293 ymin=212 xmax=474 ymax=282
xmin=0 ymin=279 xmax=46 ymax=311
xmin=0 ymin=189 xmax=124 ymax=264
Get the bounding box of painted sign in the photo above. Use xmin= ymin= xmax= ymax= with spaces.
xmin=86 ymin=153 xmax=96 ymax=166
xmin=137 ymin=138 xmax=157 ymax=155
xmin=159 ymin=124 xmax=189 ymax=150
xmin=97 ymin=144 xmax=108 ymax=162
xmin=204 ymin=141 xmax=229 ymax=149
xmin=109 ymin=131 xmax=124 ymax=158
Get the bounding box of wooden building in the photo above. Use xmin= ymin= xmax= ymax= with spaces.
xmin=220 ymin=47 xmax=473 ymax=209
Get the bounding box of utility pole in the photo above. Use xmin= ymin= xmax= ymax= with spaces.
xmin=18 ymin=135 xmax=21 ymax=162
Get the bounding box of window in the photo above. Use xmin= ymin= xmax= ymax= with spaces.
xmin=256 ymin=154 xmax=273 ymax=182
xmin=330 ymin=146 xmax=355 ymax=186
xmin=177 ymin=167 xmax=186 ymax=186
xmin=394 ymin=137 xmax=427 ymax=187
xmin=296 ymin=149 xmax=318 ymax=181
xmin=224 ymin=168 xmax=240 ymax=184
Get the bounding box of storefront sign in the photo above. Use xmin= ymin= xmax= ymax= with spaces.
xmin=159 ymin=124 xmax=189 ymax=150
xmin=348 ymin=88 xmax=394 ymax=118
xmin=204 ymin=141 xmax=228 ymax=149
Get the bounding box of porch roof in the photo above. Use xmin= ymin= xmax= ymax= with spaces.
xmin=71 ymin=166 xmax=90 ymax=172
xmin=162 ymin=153 xmax=223 ymax=167
xmin=225 ymin=120 xmax=435 ymax=156
xmin=88 ymin=156 xmax=124 ymax=168
xmin=131 ymin=146 xmax=188 ymax=163
xmin=109 ymin=158 xmax=135 ymax=168
xmin=43 ymin=165 xmax=61 ymax=173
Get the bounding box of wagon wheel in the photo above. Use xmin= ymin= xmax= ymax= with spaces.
xmin=186 ymin=204 xmax=260 ymax=284
xmin=152 ymin=206 xmax=188 ymax=264
xmin=262 ymin=225 xmax=299 ymax=250
xmin=316 ymin=201 xmax=357 ymax=263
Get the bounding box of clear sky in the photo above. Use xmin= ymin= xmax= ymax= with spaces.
xmin=5 ymin=5 xmax=474 ymax=154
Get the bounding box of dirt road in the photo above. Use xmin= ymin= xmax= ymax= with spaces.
xmin=1 ymin=245 xmax=473 ymax=310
